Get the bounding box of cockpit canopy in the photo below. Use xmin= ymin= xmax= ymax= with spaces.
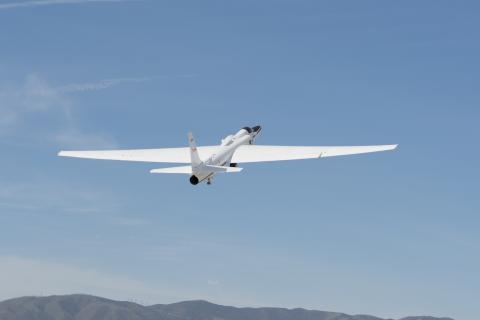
xmin=232 ymin=126 xmax=261 ymax=140
xmin=234 ymin=127 xmax=251 ymax=138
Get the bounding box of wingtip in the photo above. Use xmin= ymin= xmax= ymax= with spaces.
xmin=58 ymin=151 xmax=66 ymax=157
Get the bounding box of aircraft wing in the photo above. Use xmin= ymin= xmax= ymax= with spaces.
xmin=59 ymin=144 xmax=397 ymax=164
xmin=231 ymin=144 xmax=397 ymax=163
xmin=58 ymin=146 xmax=219 ymax=164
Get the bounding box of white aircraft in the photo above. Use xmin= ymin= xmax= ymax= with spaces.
xmin=58 ymin=126 xmax=397 ymax=185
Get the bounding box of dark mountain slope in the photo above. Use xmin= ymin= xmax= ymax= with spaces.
xmin=0 ymin=294 xmax=454 ymax=320
xmin=150 ymin=300 xmax=384 ymax=320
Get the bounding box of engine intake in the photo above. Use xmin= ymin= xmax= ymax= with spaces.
xmin=189 ymin=175 xmax=199 ymax=185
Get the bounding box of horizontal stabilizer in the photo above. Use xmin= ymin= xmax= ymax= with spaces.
xmin=150 ymin=165 xmax=242 ymax=174
xmin=204 ymin=165 xmax=243 ymax=173
xmin=150 ymin=166 xmax=192 ymax=174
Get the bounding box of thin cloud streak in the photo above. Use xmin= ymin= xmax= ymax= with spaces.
xmin=0 ymin=74 xmax=117 ymax=148
xmin=0 ymin=73 xmax=195 ymax=147
xmin=57 ymin=76 xmax=166 ymax=93
xmin=0 ymin=0 xmax=132 ymax=10
xmin=0 ymin=256 xmax=168 ymax=303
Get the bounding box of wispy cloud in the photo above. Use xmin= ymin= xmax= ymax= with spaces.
xmin=0 ymin=73 xmax=193 ymax=147
xmin=0 ymin=179 xmax=120 ymax=217
xmin=57 ymin=76 xmax=165 ymax=93
xmin=0 ymin=256 xmax=169 ymax=303
xmin=0 ymin=74 xmax=64 ymax=127
xmin=0 ymin=74 xmax=119 ymax=148
xmin=0 ymin=0 xmax=132 ymax=10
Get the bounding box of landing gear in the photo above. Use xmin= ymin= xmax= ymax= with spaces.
xmin=207 ymin=178 xmax=212 ymax=185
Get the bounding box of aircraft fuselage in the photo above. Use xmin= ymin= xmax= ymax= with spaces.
xmin=190 ymin=126 xmax=261 ymax=185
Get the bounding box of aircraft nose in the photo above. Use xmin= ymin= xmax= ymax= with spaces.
xmin=252 ymin=125 xmax=262 ymax=133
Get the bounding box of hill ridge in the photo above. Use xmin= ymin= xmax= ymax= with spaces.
xmin=0 ymin=294 xmax=455 ymax=320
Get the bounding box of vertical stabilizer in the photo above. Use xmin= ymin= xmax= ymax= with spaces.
xmin=188 ymin=132 xmax=202 ymax=167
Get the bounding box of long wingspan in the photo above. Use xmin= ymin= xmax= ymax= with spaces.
xmin=231 ymin=145 xmax=397 ymax=163
xmin=58 ymin=146 xmax=219 ymax=164
xmin=59 ymin=144 xmax=397 ymax=164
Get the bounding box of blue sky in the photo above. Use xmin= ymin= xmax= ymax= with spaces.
xmin=0 ymin=1 xmax=479 ymax=319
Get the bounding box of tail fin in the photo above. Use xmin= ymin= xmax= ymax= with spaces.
xmin=188 ymin=132 xmax=202 ymax=167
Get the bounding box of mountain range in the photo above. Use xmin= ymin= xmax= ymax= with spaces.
xmin=0 ymin=294 xmax=454 ymax=320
